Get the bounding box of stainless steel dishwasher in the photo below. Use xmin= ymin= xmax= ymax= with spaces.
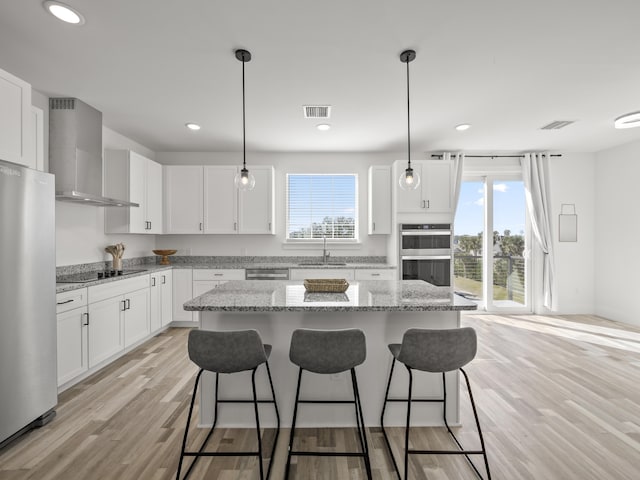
xmin=245 ymin=268 xmax=290 ymax=280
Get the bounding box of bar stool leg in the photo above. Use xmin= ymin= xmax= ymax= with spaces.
xmin=250 ymin=368 xmax=265 ymax=480
xmin=403 ymin=367 xmax=414 ymax=480
xmin=350 ymin=368 xmax=373 ymax=480
xmin=461 ymin=368 xmax=492 ymax=480
xmin=264 ymin=361 xmax=280 ymax=480
xmin=284 ymin=367 xmax=303 ymax=480
xmin=380 ymin=359 xmax=401 ymax=479
xmin=177 ymin=369 xmax=218 ymax=480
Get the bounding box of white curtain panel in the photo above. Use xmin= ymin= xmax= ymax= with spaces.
xmin=444 ymin=152 xmax=465 ymax=213
xmin=521 ymin=153 xmax=555 ymax=309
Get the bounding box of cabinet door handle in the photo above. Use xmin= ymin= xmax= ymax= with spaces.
xmin=125 ymin=298 xmax=131 ymax=310
xmin=268 ymin=222 xmax=271 ymax=231
xmin=427 ymin=200 xmax=430 ymax=209
xmin=57 ymin=299 xmax=74 ymax=305
xmin=421 ymin=200 xmax=426 ymax=208
xmin=149 ymin=221 xmax=152 ymax=229
xmin=372 ymin=222 xmax=375 ymax=232
xmin=152 ymin=277 xmax=156 ymax=287
xmin=82 ymin=312 xmax=89 ymax=326
xmin=121 ymin=300 xmax=127 ymax=311
xmin=234 ymin=222 xmax=237 ymax=231
xmin=162 ymin=275 xmax=166 ymax=284
xmin=214 ymin=273 xmax=223 ymax=277
xmin=199 ymin=222 xmax=203 ymax=231
xmin=371 ymin=273 xmax=381 ymax=276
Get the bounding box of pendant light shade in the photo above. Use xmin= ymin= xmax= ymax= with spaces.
xmin=234 ymin=49 xmax=256 ymax=191
xmin=398 ymin=49 xmax=420 ymax=191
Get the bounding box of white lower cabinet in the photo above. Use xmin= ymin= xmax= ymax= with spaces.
xmin=150 ymin=270 xmax=173 ymax=331
xmin=56 ymin=289 xmax=89 ymax=387
xmin=123 ymin=288 xmax=150 ymax=348
xmin=354 ymin=269 xmax=397 ymax=280
xmin=290 ymin=268 xmax=355 ymax=281
xmin=88 ymin=296 xmax=125 ymax=368
xmin=193 ymin=269 xmax=246 ymax=299
xmin=172 ymin=268 xmax=195 ymax=323
xmin=87 ymin=275 xmax=150 ymax=368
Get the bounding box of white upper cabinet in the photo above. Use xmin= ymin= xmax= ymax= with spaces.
xmin=204 ymin=166 xmax=238 ymax=233
xmin=368 ymin=165 xmax=392 ymax=234
xmin=104 ymin=150 xmax=164 ymax=234
xmin=165 ymin=165 xmax=274 ymax=235
xmin=164 ymin=165 xmax=204 ymax=234
xmin=0 ymin=68 xmax=33 ymax=169
xmin=395 ymin=160 xmax=452 ymax=213
xmin=238 ymin=166 xmax=274 ymax=234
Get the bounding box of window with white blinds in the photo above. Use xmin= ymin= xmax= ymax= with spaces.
xmin=287 ymin=174 xmax=358 ymax=240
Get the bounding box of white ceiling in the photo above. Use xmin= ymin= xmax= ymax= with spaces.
xmin=2 ymin=0 xmax=640 ymax=154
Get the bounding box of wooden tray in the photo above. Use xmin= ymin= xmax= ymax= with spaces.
xmin=303 ymin=278 xmax=349 ymax=293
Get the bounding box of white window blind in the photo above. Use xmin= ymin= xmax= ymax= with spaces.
xmin=287 ymin=174 xmax=357 ymax=240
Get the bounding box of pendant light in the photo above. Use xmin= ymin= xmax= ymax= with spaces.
xmin=234 ymin=49 xmax=256 ymax=191
xmin=398 ymin=49 xmax=420 ymax=190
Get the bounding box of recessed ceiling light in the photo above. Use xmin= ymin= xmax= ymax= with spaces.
xmin=455 ymin=124 xmax=471 ymax=131
xmin=316 ymin=124 xmax=331 ymax=131
xmin=185 ymin=123 xmax=201 ymax=131
xmin=614 ymin=111 xmax=640 ymax=129
xmin=43 ymin=1 xmax=85 ymax=25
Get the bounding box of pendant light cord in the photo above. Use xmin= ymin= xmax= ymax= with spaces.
xmin=242 ymin=56 xmax=246 ymax=169
xmin=406 ymin=57 xmax=411 ymax=168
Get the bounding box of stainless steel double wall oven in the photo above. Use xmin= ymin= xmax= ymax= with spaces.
xmin=399 ymin=223 xmax=452 ymax=287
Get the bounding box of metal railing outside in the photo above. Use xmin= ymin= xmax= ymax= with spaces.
xmin=454 ymin=255 xmax=525 ymax=303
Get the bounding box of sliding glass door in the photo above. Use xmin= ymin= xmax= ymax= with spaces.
xmin=454 ymin=175 xmax=531 ymax=312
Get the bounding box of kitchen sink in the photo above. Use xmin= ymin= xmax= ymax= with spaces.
xmin=298 ymin=262 xmax=347 ymax=266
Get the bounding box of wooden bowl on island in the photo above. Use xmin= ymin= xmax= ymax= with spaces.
xmin=153 ymin=249 xmax=177 ymax=265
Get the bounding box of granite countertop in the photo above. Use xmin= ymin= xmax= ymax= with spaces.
xmin=183 ymin=280 xmax=477 ymax=312
xmin=55 ymin=261 xmax=396 ymax=294
xmin=56 ymin=265 xmax=172 ymax=293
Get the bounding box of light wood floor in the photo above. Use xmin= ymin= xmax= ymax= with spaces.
xmin=1 ymin=313 xmax=640 ymax=479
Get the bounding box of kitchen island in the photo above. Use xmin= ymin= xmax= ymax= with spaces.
xmin=184 ymin=280 xmax=477 ymax=427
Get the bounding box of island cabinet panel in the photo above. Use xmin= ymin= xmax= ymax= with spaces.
xmin=164 ymin=166 xmax=204 ymax=234
xmin=368 ymin=165 xmax=392 ymax=234
xmin=395 ymin=160 xmax=452 ymax=213
xmin=0 ymin=67 xmax=33 ymax=169
xmin=184 ymin=279 xmax=477 ymax=428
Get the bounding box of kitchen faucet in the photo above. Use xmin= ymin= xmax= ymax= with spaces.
xmin=322 ymin=232 xmax=330 ymax=264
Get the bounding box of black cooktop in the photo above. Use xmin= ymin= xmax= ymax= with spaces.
xmin=56 ymin=269 xmax=147 ymax=283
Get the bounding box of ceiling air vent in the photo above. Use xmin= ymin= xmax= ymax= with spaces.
xmin=540 ymin=120 xmax=575 ymax=130
xmin=303 ymin=105 xmax=331 ymax=119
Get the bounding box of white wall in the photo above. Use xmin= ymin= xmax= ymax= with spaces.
xmin=154 ymin=152 xmax=400 ymax=257
xmin=594 ymin=140 xmax=640 ymax=326
xmin=55 ymin=127 xmax=156 ymax=266
xmin=544 ymin=152 xmax=596 ymax=314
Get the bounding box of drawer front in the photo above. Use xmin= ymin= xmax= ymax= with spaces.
xmin=88 ymin=275 xmax=151 ymax=304
xmin=56 ymin=288 xmax=88 ymax=314
xmin=354 ymin=269 xmax=397 ymax=281
xmin=192 ymin=269 xmax=245 ymax=281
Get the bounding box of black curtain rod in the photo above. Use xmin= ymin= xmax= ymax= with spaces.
xmin=430 ymin=154 xmax=562 ymax=159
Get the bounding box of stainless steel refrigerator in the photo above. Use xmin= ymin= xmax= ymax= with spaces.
xmin=0 ymin=159 xmax=57 ymax=449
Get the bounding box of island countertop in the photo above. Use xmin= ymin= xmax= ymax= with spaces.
xmin=183 ymin=279 xmax=477 ymax=312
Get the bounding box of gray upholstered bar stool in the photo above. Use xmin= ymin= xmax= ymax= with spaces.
xmin=176 ymin=329 xmax=280 ymax=480
xmin=380 ymin=327 xmax=491 ymax=480
xmin=285 ymin=328 xmax=372 ymax=480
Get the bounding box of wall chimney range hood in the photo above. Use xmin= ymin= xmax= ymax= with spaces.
xmin=49 ymin=98 xmax=139 ymax=207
